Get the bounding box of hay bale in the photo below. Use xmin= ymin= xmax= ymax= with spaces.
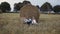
xmin=20 ymin=4 xmax=40 ymax=22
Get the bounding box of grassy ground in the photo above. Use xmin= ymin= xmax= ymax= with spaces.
xmin=0 ymin=13 xmax=60 ymax=34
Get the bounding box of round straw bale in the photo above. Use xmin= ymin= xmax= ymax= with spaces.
xmin=20 ymin=4 xmax=40 ymax=22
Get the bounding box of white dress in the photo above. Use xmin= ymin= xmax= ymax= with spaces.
xmin=32 ymin=19 xmax=37 ymax=24
xmin=24 ymin=18 xmax=32 ymax=23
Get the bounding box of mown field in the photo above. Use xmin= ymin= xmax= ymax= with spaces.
xmin=0 ymin=13 xmax=60 ymax=34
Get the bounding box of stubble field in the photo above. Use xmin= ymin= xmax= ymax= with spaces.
xmin=0 ymin=13 xmax=60 ymax=34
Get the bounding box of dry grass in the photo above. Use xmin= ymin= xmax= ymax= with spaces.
xmin=0 ymin=13 xmax=60 ymax=34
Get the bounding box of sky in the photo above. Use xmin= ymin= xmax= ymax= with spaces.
xmin=0 ymin=0 xmax=60 ymax=11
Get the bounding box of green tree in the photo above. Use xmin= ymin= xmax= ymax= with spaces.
xmin=40 ymin=2 xmax=52 ymax=11
xmin=0 ymin=4 xmax=2 ymax=13
xmin=14 ymin=1 xmax=31 ymax=12
xmin=0 ymin=2 xmax=11 ymax=12
xmin=36 ymin=5 xmax=40 ymax=9
xmin=53 ymin=5 xmax=60 ymax=13
xmin=14 ymin=2 xmax=23 ymax=11
xmin=23 ymin=1 xmax=31 ymax=6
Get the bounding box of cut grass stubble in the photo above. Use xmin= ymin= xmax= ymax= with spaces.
xmin=0 ymin=13 xmax=60 ymax=34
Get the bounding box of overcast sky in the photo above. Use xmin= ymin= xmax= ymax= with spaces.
xmin=0 ymin=0 xmax=60 ymax=11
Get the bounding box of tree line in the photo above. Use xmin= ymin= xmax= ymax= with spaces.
xmin=0 ymin=1 xmax=60 ymax=13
